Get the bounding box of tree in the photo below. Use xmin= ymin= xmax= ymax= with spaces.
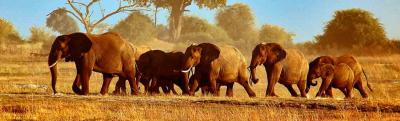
xmin=148 ymin=0 xmax=226 ymax=41
xmin=46 ymin=8 xmax=79 ymax=34
xmin=216 ymin=3 xmax=257 ymax=42
xmin=179 ymin=16 xmax=232 ymax=43
xmin=259 ymin=24 xmax=294 ymax=47
xmin=0 ymin=18 xmax=22 ymax=44
xmin=110 ymin=12 xmax=156 ymax=43
xmin=316 ymin=8 xmax=388 ymax=49
xmin=49 ymin=0 xmax=148 ymax=34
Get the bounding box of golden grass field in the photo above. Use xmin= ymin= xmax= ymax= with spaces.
xmin=1 ymin=46 xmax=400 ymax=120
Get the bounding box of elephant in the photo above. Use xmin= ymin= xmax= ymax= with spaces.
xmin=306 ymin=55 xmax=373 ymax=98
xmin=112 ymin=45 xmax=151 ymax=95
xmin=309 ymin=63 xmax=356 ymax=98
xmin=183 ymin=43 xmax=256 ymax=97
xmin=248 ymin=43 xmax=309 ymax=97
xmin=48 ymin=32 xmax=139 ymax=95
xmin=133 ymin=50 xmax=190 ymax=95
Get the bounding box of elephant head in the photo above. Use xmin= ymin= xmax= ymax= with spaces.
xmin=182 ymin=43 xmax=220 ymax=72
xmin=249 ymin=43 xmax=286 ymax=84
xmin=306 ymin=56 xmax=335 ymax=93
xmin=48 ymin=33 xmax=92 ymax=94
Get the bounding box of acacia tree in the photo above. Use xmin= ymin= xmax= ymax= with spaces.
xmin=146 ymin=0 xmax=226 ymax=41
xmin=49 ymin=0 xmax=148 ymax=34
xmin=316 ymin=8 xmax=388 ymax=49
xmin=46 ymin=8 xmax=79 ymax=34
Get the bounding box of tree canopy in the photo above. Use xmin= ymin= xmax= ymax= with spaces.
xmin=110 ymin=12 xmax=156 ymax=43
xmin=259 ymin=24 xmax=294 ymax=47
xmin=216 ymin=3 xmax=257 ymax=42
xmin=148 ymin=0 xmax=226 ymax=41
xmin=179 ymin=15 xmax=231 ymax=43
xmin=316 ymin=8 xmax=388 ymax=49
xmin=46 ymin=8 xmax=79 ymax=34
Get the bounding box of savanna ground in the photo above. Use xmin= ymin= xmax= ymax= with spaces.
xmin=1 ymin=43 xmax=400 ymax=120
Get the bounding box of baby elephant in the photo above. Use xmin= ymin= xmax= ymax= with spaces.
xmin=314 ymin=63 xmax=355 ymax=98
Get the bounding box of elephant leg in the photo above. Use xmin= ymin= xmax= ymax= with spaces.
xmin=345 ymin=84 xmax=353 ymax=99
xmin=316 ymin=79 xmax=332 ymax=97
xmin=201 ymin=85 xmax=208 ymax=96
xmin=208 ymin=74 xmax=219 ymax=96
xmin=126 ymin=73 xmax=139 ymax=95
xmin=354 ymin=81 xmax=369 ymax=98
xmin=265 ymin=66 xmax=281 ymax=97
xmin=326 ymin=86 xmax=333 ymax=98
xmin=297 ymin=80 xmax=307 ymax=97
xmin=72 ymin=74 xmax=81 ymax=94
xmin=189 ymin=77 xmax=199 ymax=96
xmin=238 ymin=79 xmax=256 ymax=97
xmin=100 ymin=73 xmax=113 ymax=95
xmin=284 ymin=84 xmax=298 ymax=97
xmin=149 ymin=77 xmax=159 ymax=95
xmin=161 ymin=85 xmax=170 ymax=95
xmin=112 ymin=77 xmax=125 ymax=95
xmin=169 ymin=82 xmax=178 ymax=95
xmin=339 ymin=88 xmax=347 ymax=97
xmin=226 ymin=83 xmax=234 ymax=97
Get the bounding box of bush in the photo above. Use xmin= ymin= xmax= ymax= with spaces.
xmin=28 ymin=26 xmax=56 ymax=52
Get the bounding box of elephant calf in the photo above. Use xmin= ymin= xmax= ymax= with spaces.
xmin=311 ymin=63 xmax=356 ymax=98
xmin=306 ymin=55 xmax=373 ymax=98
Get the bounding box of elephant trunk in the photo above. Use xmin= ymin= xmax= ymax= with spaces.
xmin=48 ymin=49 xmax=61 ymax=94
xmin=305 ymin=73 xmax=318 ymax=93
xmin=249 ymin=57 xmax=259 ymax=84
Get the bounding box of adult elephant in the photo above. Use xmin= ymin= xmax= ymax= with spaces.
xmin=183 ymin=43 xmax=256 ymax=97
xmin=132 ymin=50 xmax=190 ymax=95
xmin=48 ymin=32 xmax=139 ymax=95
xmin=306 ymin=55 xmax=373 ymax=98
xmin=248 ymin=43 xmax=309 ymax=97
xmin=113 ymin=45 xmax=151 ymax=95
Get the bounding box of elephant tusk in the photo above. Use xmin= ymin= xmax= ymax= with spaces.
xmin=181 ymin=67 xmax=192 ymax=73
xmin=49 ymin=61 xmax=58 ymax=68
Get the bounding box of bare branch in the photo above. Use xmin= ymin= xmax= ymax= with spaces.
xmin=91 ymin=1 xmax=143 ymax=28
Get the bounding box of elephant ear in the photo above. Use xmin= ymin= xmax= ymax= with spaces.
xmin=318 ymin=56 xmax=335 ymax=65
xmin=268 ymin=43 xmax=286 ymax=64
xmin=198 ymin=43 xmax=220 ymax=63
xmin=321 ymin=64 xmax=334 ymax=78
xmin=68 ymin=33 xmax=92 ymax=59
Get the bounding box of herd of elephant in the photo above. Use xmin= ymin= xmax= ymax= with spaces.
xmin=48 ymin=32 xmax=373 ymax=99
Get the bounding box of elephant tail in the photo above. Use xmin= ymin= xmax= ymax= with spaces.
xmin=362 ymin=68 xmax=373 ymax=92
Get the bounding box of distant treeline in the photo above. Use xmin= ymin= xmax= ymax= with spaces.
xmin=0 ymin=3 xmax=398 ymax=56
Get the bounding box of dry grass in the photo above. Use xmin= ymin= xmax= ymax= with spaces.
xmin=1 ymin=45 xmax=400 ymax=120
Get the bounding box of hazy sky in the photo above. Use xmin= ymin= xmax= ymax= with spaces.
xmin=0 ymin=0 xmax=399 ymax=42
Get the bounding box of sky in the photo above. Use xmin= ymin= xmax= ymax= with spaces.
xmin=0 ymin=0 xmax=399 ymax=43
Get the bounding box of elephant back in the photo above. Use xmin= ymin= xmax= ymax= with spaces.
xmin=281 ymin=49 xmax=309 ymax=82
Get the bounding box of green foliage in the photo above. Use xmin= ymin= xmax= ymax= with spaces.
xmin=216 ymin=3 xmax=257 ymax=42
xmin=0 ymin=18 xmax=22 ymax=44
xmin=259 ymin=24 xmax=294 ymax=47
xmin=28 ymin=26 xmax=56 ymax=51
xmin=46 ymin=8 xmax=79 ymax=34
xmin=179 ymin=16 xmax=232 ymax=43
xmin=110 ymin=12 xmax=156 ymax=44
xmin=316 ymin=8 xmax=388 ymax=49
xmin=152 ymin=0 xmax=226 ymax=9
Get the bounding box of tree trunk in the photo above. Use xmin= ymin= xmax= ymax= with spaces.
xmin=169 ymin=1 xmax=185 ymax=42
